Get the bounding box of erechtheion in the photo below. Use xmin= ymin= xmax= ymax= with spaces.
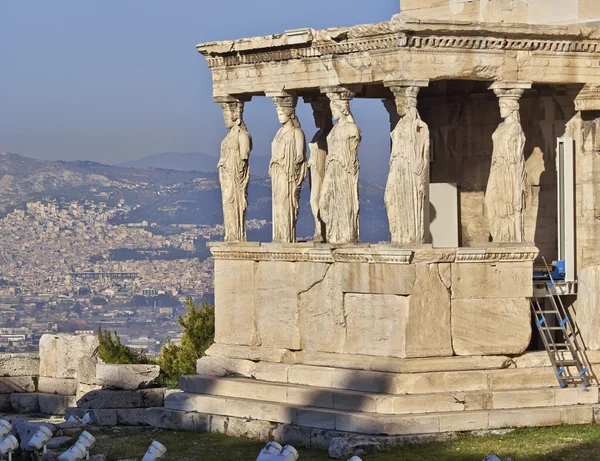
xmin=164 ymin=0 xmax=600 ymax=440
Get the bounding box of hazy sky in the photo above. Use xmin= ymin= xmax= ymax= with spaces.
xmin=0 ymin=1 xmax=399 ymax=182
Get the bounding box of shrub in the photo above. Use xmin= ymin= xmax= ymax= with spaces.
xmin=96 ymin=298 xmax=215 ymax=388
xmin=158 ymin=298 xmax=215 ymax=387
xmin=97 ymin=328 xmax=152 ymax=365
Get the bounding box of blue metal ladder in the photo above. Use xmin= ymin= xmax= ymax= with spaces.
xmin=531 ymin=259 xmax=595 ymax=388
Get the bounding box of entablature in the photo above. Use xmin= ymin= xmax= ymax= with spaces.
xmin=197 ymin=16 xmax=600 ymax=96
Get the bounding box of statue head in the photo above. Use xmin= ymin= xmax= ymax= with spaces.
xmin=393 ymin=86 xmax=419 ymax=118
xmin=276 ymin=106 xmax=296 ymax=125
xmin=221 ymin=102 xmax=243 ymax=129
xmin=499 ymin=98 xmax=520 ymax=120
xmin=269 ymin=93 xmax=299 ymax=127
xmin=330 ymin=100 xmax=351 ymax=122
xmin=310 ymin=100 xmax=333 ymax=130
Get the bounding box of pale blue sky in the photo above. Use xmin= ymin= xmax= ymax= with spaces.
xmin=0 ymin=1 xmax=399 ymax=182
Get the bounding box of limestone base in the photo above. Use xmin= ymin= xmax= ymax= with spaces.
xmin=211 ymin=243 xmax=537 ymax=358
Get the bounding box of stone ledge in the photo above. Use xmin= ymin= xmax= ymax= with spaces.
xmin=161 ymin=390 xmax=597 ymax=436
xmin=205 ymin=344 xmax=512 ymax=373
xmin=196 ymin=356 xmax=571 ymax=394
xmin=210 ymin=244 xmax=538 ymax=264
xmin=178 ymin=375 xmax=598 ymax=415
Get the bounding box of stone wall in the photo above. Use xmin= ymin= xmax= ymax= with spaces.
xmin=400 ymin=0 xmax=600 ymax=25
xmin=212 ymin=243 xmax=536 ymax=359
xmin=420 ymin=84 xmax=573 ymax=261
xmin=0 ymin=334 xmax=101 ymax=415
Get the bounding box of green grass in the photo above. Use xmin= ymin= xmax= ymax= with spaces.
xmin=91 ymin=424 xmax=600 ymax=461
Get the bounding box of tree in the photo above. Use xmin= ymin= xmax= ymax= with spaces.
xmin=158 ymin=298 xmax=214 ymax=386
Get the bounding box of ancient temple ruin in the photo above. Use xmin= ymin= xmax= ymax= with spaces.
xmin=164 ymin=0 xmax=600 ymax=439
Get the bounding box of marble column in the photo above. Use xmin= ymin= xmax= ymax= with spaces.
xmin=266 ymin=90 xmax=307 ymax=243
xmin=215 ymin=95 xmax=252 ymax=243
xmin=485 ymin=82 xmax=532 ymax=243
xmin=304 ymin=96 xmax=333 ymax=242
xmin=319 ymin=86 xmax=362 ymax=244
xmin=383 ymin=79 xmax=430 ymax=244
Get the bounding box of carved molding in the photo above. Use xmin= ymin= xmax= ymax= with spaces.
xmin=211 ymin=244 xmax=539 ymax=264
xmin=200 ymin=28 xmax=600 ymax=69
xmin=455 ymin=247 xmax=539 ymax=263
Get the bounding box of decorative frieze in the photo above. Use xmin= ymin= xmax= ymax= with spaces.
xmin=455 ymin=247 xmax=539 ymax=263
xmin=210 ymin=244 xmax=539 ymax=263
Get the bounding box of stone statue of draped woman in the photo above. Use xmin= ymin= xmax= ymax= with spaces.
xmin=269 ymin=95 xmax=307 ymax=243
xmin=306 ymin=97 xmax=333 ymax=242
xmin=217 ymin=99 xmax=252 ymax=242
xmin=319 ymin=94 xmax=361 ymax=244
xmin=385 ymin=87 xmax=430 ymax=244
xmin=485 ymin=94 xmax=527 ymax=242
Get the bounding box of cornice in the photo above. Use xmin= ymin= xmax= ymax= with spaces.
xmin=199 ymin=21 xmax=600 ymax=69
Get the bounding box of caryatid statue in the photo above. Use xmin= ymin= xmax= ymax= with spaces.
xmin=267 ymin=91 xmax=307 ymax=243
xmin=215 ymin=95 xmax=252 ymax=242
xmin=319 ymin=87 xmax=362 ymax=244
xmin=304 ymin=96 xmax=333 ymax=242
xmin=384 ymin=80 xmax=430 ymax=244
xmin=485 ymin=82 xmax=532 ymax=243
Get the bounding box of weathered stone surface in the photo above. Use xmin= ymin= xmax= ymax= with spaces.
xmin=577 ymin=265 xmax=600 ymax=350
xmin=38 ymin=377 xmax=78 ymax=396
xmin=400 ymin=0 xmax=600 ymax=25
xmin=116 ymin=408 xmax=149 ymax=426
xmin=39 ymin=334 xmax=98 ymax=380
xmin=297 ymin=263 xmax=345 ymax=353
xmin=65 ymin=407 xmax=118 ymax=426
xmin=10 ymin=393 xmax=39 ymax=413
xmin=405 ymin=264 xmax=453 ymax=357
xmin=47 ymin=436 xmax=74 ymax=449
xmin=224 ymin=416 xmax=273 ymax=440
xmin=145 ymin=408 xmax=211 ymax=432
xmin=254 ymin=261 xmax=300 ymax=350
xmin=340 ymin=263 xmax=415 ymax=295
xmin=39 ymin=393 xmax=70 ymax=415
xmin=0 ymin=394 xmax=11 ymax=412
xmin=205 ymin=343 xmax=294 ymax=363
xmin=76 ymin=382 xmax=102 ymax=400
xmin=343 ymin=293 xmax=409 ymax=357
xmin=0 ymin=376 xmax=36 ymax=393
xmin=196 ymin=356 xmax=258 ymax=378
xmin=451 ymin=262 xmax=533 ymax=299
xmin=96 ymin=364 xmax=160 ymax=390
xmin=77 ymin=388 xmax=165 ymax=409
xmin=0 ymin=353 xmax=39 ymax=377
xmin=213 ymin=259 xmax=257 ymax=346
xmin=452 ymin=298 xmax=531 ymax=356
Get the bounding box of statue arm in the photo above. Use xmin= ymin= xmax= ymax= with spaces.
xmin=295 ymin=130 xmax=307 ymax=184
xmin=295 ymin=129 xmax=306 ymax=165
xmin=239 ymin=131 xmax=251 ymax=162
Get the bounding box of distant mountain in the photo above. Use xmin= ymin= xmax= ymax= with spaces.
xmin=0 ymin=151 xmax=390 ymax=242
xmin=118 ymin=152 xmax=272 ymax=178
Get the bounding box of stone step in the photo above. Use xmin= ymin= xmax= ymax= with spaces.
xmin=196 ymin=356 xmax=568 ymax=395
xmin=179 ymin=375 xmax=599 ymax=415
xmin=164 ymin=391 xmax=597 ymax=436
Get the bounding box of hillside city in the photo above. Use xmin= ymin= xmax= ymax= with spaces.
xmin=0 ymin=195 xmax=267 ymax=355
